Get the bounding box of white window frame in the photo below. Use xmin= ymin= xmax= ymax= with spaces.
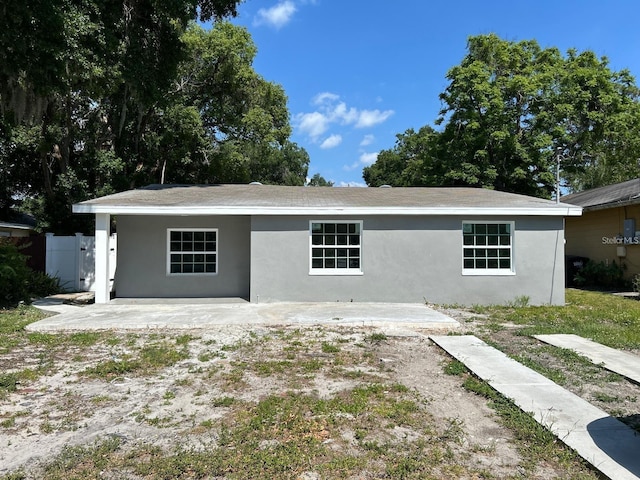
xmin=167 ymin=228 xmax=218 ymax=276
xmin=461 ymin=221 xmax=515 ymax=276
xmin=309 ymin=220 xmax=363 ymax=276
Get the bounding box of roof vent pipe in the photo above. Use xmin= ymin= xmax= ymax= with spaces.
xmin=249 ymin=182 xmax=263 ymax=185
xmin=379 ymin=184 xmax=392 ymax=188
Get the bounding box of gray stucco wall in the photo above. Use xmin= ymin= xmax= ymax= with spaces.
xmin=250 ymin=215 xmax=565 ymax=306
xmin=115 ymin=215 xmax=250 ymax=298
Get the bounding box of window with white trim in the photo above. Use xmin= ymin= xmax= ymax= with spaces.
xmin=310 ymin=221 xmax=362 ymax=275
xmin=167 ymin=229 xmax=217 ymax=275
xmin=462 ymin=222 xmax=514 ymax=275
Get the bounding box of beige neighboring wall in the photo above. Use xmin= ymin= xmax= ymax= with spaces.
xmin=565 ymin=204 xmax=640 ymax=277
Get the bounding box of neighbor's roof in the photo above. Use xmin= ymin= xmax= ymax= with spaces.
xmin=0 ymin=221 xmax=33 ymax=231
xmin=561 ymin=178 xmax=640 ymax=211
xmin=73 ymin=184 xmax=582 ymax=216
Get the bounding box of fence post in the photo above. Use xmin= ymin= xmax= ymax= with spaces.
xmin=45 ymin=233 xmax=54 ymax=278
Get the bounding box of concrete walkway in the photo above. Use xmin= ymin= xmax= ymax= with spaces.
xmin=430 ymin=335 xmax=640 ymax=480
xmin=535 ymin=334 xmax=640 ymax=384
xmin=28 ymin=298 xmax=460 ymax=332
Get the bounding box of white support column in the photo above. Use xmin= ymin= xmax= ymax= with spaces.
xmin=94 ymin=213 xmax=111 ymax=303
xmin=74 ymin=232 xmax=83 ymax=291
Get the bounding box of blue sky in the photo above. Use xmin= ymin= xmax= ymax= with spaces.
xmin=228 ymin=0 xmax=640 ymax=187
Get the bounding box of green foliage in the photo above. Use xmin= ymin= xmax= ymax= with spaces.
xmin=0 ymin=1 xmax=308 ymax=234
xmin=443 ymin=360 xmax=467 ymax=376
xmin=307 ymin=173 xmax=334 ymax=186
xmin=364 ymin=34 xmax=640 ymax=197
xmin=505 ymin=295 xmax=530 ymax=308
xmin=0 ymin=240 xmax=30 ymax=307
xmin=572 ymin=260 xmax=628 ymax=289
xmin=0 ymin=239 xmax=60 ymax=307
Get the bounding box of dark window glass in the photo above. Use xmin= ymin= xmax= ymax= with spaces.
xmin=310 ymin=223 xmax=361 ymax=271
xmin=169 ymin=230 xmax=217 ymax=274
xmin=462 ymin=223 xmax=512 ymax=271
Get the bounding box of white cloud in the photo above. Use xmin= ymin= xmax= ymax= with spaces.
xmin=343 ymin=151 xmax=379 ymax=171
xmin=360 ymin=134 xmax=375 ymax=146
xmin=254 ymin=1 xmax=297 ymax=29
xmin=313 ymin=92 xmax=340 ymax=105
xmin=359 ymin=151 xmax=379 ymax=166
xmin=294 ymin=93 xmax=394 ymax=142
xmin=295 ymin=111 xmax=330 ymax=138
xmin=355 ymin=109 xmax=394 ymax=128
xmin=320 ymin=134 xmax=342 ymax=149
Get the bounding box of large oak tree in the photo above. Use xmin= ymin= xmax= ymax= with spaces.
xmin=364 ymin=34 xmax=640 ymax=197
xmin=0 ymin=1 xmax=309 ymax=233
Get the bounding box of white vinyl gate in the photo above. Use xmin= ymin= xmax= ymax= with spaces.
xmin=45 ymin=233 xmax=117 ymax=292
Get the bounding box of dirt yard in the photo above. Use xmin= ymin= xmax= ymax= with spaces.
xmin=0 ymin=308 xmax=609 ymax=479
xmin=0 ymin=302 xmax=640 ymax=480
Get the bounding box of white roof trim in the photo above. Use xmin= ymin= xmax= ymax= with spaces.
xmin=73 ymin=204 xmax=582 ymax=217
xmin=0 ymin=222 xmax=34 ymax=230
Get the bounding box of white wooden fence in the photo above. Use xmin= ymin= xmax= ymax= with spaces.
xmin=45 ymin=233 xmax=117 ymax=292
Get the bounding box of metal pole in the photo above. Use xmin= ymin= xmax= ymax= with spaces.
xmin=556 ymin=148 xmax=561 ymax=204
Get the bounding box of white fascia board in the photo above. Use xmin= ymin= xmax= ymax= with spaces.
xmin=73 ymin=204 xmax=583 ymax=217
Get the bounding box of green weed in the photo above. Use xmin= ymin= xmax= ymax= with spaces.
xmin=321 ymin=342 xmax=340 ymax=353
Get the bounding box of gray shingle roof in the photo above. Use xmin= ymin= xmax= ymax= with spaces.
xmin=561 ymin=178 xmax=640 ymax=211
xmin=73 ymin=184 xmax=581 ymax=216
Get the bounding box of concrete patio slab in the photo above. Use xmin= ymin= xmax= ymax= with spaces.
xmin=430 ymin=334 xmax=640 ymax=480
xmin=28 ymin=299 xmax=460 ymax=332
xmin=535 ymin=334 xmax=640 ymax=385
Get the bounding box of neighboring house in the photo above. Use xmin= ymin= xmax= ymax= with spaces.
xmin=0 ymin=214 xmax=45 ymax=272
xmin=562 ymin=178 xmax=640 ymax=279
xmin=73 ymin=184 xmax=581 ymax=305
xmin=0 ymin=215 xmax=36 ymax=237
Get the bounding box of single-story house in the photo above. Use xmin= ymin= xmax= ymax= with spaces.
xmin=0 ymin=213 xmax=36 ymax=237
xmin=562 ymin=178 xmax=640 ymax=279
xmin=72 ymin=184 xmax=581 ymax=305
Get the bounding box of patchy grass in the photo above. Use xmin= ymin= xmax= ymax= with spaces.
xmin=84 ymin=342 xmax=189 ymax=379
xmin=0 ymin=306 xmax=47 ymax=353
xmin=461 ymin=376 xmax=593 ymax=476
xmin=0 ymin=299 xmax=606 ymax=479
xmin=475 ymin=289 xmax=640 ymax=349
xmin=459 ymin=287 xmax=640 ymax=439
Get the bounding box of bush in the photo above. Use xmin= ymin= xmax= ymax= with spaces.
xmin=573 ymin=259 xmax=629 ymax=290
xmin=0 ymin=239 xmax=60 ymax=307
